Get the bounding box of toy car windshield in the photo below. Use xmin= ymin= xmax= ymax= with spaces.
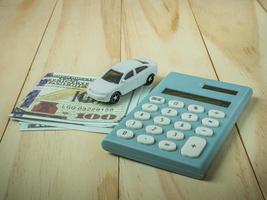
xmin=102 ymin=69 xmax=123 ymax=84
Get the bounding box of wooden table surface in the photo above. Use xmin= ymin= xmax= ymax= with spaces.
xmin=0 ymin=0 xmax=267 ymax=199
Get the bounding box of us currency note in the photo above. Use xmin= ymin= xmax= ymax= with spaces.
xmin=19 ymin=122 xmax=65 ymax=131
xmin=18 ymin=120 xmax=112 ymax=133
xmin=11 ymin=73 xmax=139 ymax=125
xmin=18 ymin=85 xmax=152 ymax=132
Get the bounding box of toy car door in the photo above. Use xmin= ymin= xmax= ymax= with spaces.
xmin=135 ymin=66 xmax=149 ymax=84
xmin=120 ymin=70 xmax=138 ymax=94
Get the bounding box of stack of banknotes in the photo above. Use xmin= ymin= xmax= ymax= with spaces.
xmin=10 ymin=73 xmax=151 ymax=133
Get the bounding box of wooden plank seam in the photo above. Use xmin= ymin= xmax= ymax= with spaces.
xmin=187 ymin=0 xmax=266 ymax=199
xmin=0 ymin=0 xmax=59 ymax=143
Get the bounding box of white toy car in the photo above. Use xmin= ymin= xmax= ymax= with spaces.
xmin=87 ymin=58 xmax=157 ymax=103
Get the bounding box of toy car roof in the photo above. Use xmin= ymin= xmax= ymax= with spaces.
xmin=111 ymin=59 xmax=151 ymax=74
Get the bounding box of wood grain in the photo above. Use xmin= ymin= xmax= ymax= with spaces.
xmin=0 ymin=0 xmax=57 ymax=139
xmin=0 ymin=0 xmax=265 ymax=199
xmin=119 ymin=0 xmax=263 ymax=199
xmin=189 ymin=0 xmax=267 ymax=198
xmin=257 ymin=0 xmax=267 ymax=11
xmin=0 ymin=0 xmax=121 ymax=199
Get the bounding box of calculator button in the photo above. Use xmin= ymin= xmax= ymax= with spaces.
xmin=202 ymin=118 xmax=219 ymax=128
xmin=208 ymin=109 xmax=225 ymax=118
xmin=181 ymin=136 xmax=207 ymax=158
xmin=116 ymin=129 xmax=134 ymax=139
xmin=145 ymin=125 xmax=163 ymax=135
xmin=154 ymin=116 xmax=171 ymax=125
xmin=174 ymin=121 xmax=191 ymax=131
xmin=134 ymin=111 xmax=150 ymax=120
xmin=166 ymin=130 xmax=184 ymax=140
xmin=168 ymin=100 xmax=184 ymax=108
xmin=126 ymin=120 xmax=142 ymax=129
xmin=137 ymin=134 xmax=155 ymax=145
xmin=149 ymin=96 xmax=165 ymax=104
xmin=195 ymin=127 xmax=213 ymax=136
xmin=158 ymin=140 xmax=177 ymax=151
xmin=142 ymin=103 xmax=158 ymax=112
xmin=161 ymin=107 xmax=178 ymax=116
xmin=188 ymin=104 xmax=204 ymax=113
xmin=181 ymin=113 xmax=198 ymax=122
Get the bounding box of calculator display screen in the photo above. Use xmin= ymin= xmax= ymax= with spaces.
xmin=162 ymin=88 xmax=231 ymax=107
xmin=202 ymin=84 xmax=238 ymax=95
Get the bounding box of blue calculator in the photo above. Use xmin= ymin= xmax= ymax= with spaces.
xmin=102 ymin=72 xmax=252 ymax=179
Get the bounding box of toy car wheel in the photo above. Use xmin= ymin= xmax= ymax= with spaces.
xmin=110 ymin=92 xmax=121 ymax=104
xmin=145 ymin=74 xmax=154 ymax=85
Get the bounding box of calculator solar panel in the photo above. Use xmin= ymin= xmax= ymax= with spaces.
xmin=102 ymin=72 xmax=252 ymax=179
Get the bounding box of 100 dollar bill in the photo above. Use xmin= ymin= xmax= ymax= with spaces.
xmin=18 ymin=120 xmax=112 ymax=133
xmin=18 ymin=85 xmax=152 ymax=132
xmin=19 ymin=122 xmax=65 ymax=131
xmin=11 ymin=73 xmax=137 ymax=124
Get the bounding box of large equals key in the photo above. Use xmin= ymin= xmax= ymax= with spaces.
xmin=181 ymin=136 xmax=207 ymax=158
